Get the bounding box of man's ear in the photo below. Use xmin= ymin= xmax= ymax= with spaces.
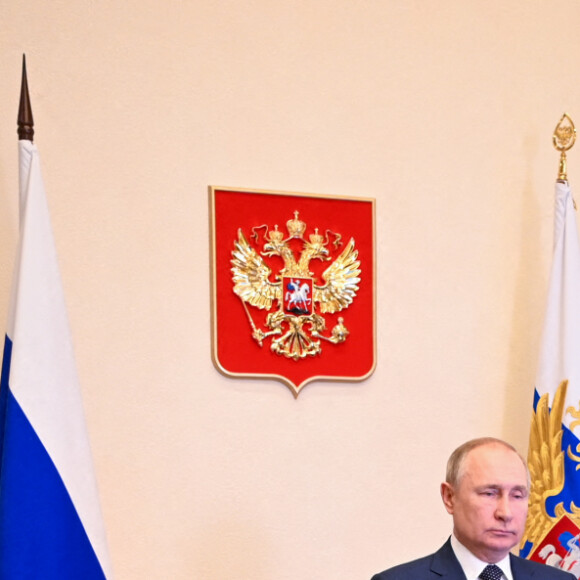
xmin=441 ymin=482 xmax=455 ymax=514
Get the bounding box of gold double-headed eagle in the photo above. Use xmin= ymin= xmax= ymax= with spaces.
xmin=522 ymin=380 xmax=580 ymax=556
xmin=230 ymin=211 xmax=361 ymax=360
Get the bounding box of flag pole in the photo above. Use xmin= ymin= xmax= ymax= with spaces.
xmin=17 ymin=54 xmax=34 ymax=143
xmin=553 ymin=113 xmax=576 ymax=183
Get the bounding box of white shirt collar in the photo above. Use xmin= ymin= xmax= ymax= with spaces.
xmin=450 ymin=534 xmax=513 ymax=580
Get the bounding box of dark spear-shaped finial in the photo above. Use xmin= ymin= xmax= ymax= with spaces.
xmin=17 ymin=54 xmax=34 ymax=142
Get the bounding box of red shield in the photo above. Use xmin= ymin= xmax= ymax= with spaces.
xmin=530 ymin=515 xmax=580 ymax=573
xmin=210 ymin=186 xmax=376 ymax=397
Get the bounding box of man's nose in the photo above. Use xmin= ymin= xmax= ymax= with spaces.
xmin=495 ymin=496 xmax=513 ymax=520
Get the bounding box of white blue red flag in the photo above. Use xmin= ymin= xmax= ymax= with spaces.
xmin=0 ymin=140 xmax=113 ymax=578
xmin=521 ymin=180 xmax=580 ymax=577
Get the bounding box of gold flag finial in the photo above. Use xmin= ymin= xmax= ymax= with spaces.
xmin=553 ymin=113 xmax=576 ymax=181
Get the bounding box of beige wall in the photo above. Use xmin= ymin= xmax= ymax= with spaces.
xmin=1 ymin=2 xmax=580 ymax=579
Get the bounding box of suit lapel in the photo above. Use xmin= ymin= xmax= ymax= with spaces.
xmin=430 ymin=539 xmax=468 ymax=578
xmin=509 ymin=553 xmax=534 ymax=579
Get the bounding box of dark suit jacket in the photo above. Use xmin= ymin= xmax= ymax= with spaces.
xmin=370 ymin=538 xmax=575 ymax=579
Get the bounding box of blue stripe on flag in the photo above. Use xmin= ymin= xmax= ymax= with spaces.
xmin=0 ymin=338 xmax=106 ymax=580
xmin=545 ymin=421 xmax=580 ymax=516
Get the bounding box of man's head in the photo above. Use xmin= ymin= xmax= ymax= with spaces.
xmin=440 ymin=437 xmax=529 ymax=563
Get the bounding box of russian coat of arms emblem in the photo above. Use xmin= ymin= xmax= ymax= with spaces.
xmin=521 ymin=380 xmax=580 ymax=578
xmin=210 ymin=187 xmax=375 ymax=397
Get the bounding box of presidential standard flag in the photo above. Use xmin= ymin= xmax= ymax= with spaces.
xmin=521 ymin=180 xmax=580 ymax=577
xmin=0 ymin=139 xmax=113 ymax=579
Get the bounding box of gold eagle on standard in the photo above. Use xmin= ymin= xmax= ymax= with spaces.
xmin=521 ymin=379 xmax=580 ymax=574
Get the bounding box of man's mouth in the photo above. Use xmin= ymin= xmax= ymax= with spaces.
xmin=488 ymin=529 xmax=514 ymax=536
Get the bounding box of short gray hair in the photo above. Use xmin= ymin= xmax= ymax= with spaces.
xmin=445 ymin=437 xmax=529 ymax=487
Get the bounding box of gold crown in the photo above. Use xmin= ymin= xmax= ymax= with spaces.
xmin=309 ymin=228 xmax=324 ymax=244
xmin=268 ymin=225 xmax=284 ymax=242
xmin=287 ymin=211 xmax=306 ymax=238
